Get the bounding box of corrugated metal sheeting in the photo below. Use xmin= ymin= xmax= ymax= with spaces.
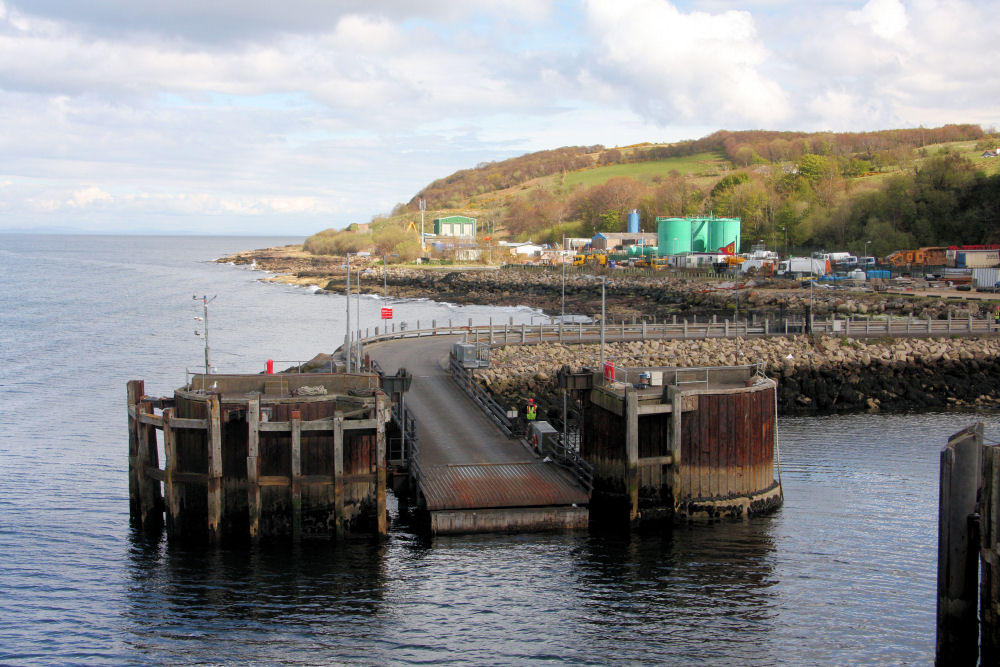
xmin=419 ymin=462 xmax=590 ymax=511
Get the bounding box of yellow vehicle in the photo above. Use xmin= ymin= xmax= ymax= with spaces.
xmin=634 ymin=257 xmax=650 ymax=269
xmin=574 ymin=253 xmax=607 ymax=267
xmin=651 ymin=258 xmax=668 ymax=270
xmin=573 ymin=253 xmax=587 ymax=266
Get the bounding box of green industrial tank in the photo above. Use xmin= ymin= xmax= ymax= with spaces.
xmin=721 ymin=217 xmax=741 ymax=253
xmin=690 ymin=218 xmax=709 ymax=252
xmin=657 ymin=217 xmax=692 ymax=254
xmin=707 ymin=216 xmax=741 ymax=252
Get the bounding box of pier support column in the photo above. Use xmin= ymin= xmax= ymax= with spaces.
xmin=127 ymin=380 xmax=142 ymax=522
xmin=333 ymin=412 xmax=345 ymax=540
xmin=376 ymin=395 xmax=388 ymax=538
xmin=247 ymin=397 xmax=261 ymax=541
xmin=291 ymin=410 xmax=302 ymax=540
xmin=626 ymin=388 xmax=639 ymax=523
xmin=936 ymin=423 xmax=982 ymax=664
xmin=669 ymin=387 xmax=683 ymax=512
xmin=206 ymin=395 xmax=223 ymax=543
xmin=163 ymin=408 xmax=180 ymax=536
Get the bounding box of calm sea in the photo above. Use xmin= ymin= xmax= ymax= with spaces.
xmin=0 ymin=234 xmax=997 ymax=665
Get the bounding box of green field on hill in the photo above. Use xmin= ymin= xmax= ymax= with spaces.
xmin=556 ymin=152 xmax=729 ymax=189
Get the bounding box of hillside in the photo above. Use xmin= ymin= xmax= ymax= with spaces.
xmin=307 ymin=125 xmax=999 ymax=260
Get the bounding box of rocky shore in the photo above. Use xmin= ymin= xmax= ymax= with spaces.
xmin=221 ymin=245 xmax=1000 ymax=416
xmin=477 ymin=335 xmax=1000 ymax=417
xmin=220 ymin=246 xmax=999 ymax=323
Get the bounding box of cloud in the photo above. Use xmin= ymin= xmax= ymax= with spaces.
xmin=0 ymin=0 xmax=998 ymax=235
xmin=579 ymin=0 xmax=792 ymax=127
xmin=69 ymin=186 xmax=113 ymax=207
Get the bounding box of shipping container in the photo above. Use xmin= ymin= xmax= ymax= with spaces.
xmin=956 ymin=250 xmax=1000 ymax=268
xmin=972 ymin=268 xmax=1000 ymax=288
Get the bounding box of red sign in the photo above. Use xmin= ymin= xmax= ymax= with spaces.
xmin=603 ymin=361 xmax=615 ymax=381
xmin=380 ymin=307 xmax=393 ymax=320
xmin=719 ymin=241 xmax=736 ymax=255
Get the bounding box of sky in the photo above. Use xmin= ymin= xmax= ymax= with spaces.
xmin=0 ymin=0 xmax=997 ymax=236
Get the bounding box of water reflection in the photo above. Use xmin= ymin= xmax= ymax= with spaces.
xmin=124 ymin=530 xmax=389 ymax=664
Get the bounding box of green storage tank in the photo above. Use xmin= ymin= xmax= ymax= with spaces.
xmin=707 ymin=217 xmax=741 ymax=253
xmin=657 ymin=217 xmax=692 ymax=254
xmin=722 ymin=217 xmax=741 ymax=253
xmin=642 ymin=246 xmax=659 ymax=258
xmin=690 ymin=217 xmax=710 ymax=252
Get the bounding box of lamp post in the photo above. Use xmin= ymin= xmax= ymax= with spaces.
xmin=599 ymin=276 xmax=606 ymax=378
xmin=865 ymin=239 xmax=871 ymax=264
xmin=383 ymin=254 xmax=388 ymax=298
xmin=780 ymin=226 xmax=787 ymax=258
xmin=345 ymin=252 xmax=351 ymax=373
xmin=561 ymin=234 xmax=566 ymax=322
xmin=193 ymin=294 xmax=216 ymax=392
xmin=419 ymin=199 xmax=426 ymax=253
xmin=356 ymin=265 xmax=362 ymax=371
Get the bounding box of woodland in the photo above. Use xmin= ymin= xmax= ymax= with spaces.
xmin=305 ymin=125 xmax=1000 ymax=260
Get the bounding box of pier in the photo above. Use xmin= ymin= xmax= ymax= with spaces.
xmin=127 ymin=373 xmax=390 ymax=542
xmin=128 ymin=318 xmax=794 ymax=541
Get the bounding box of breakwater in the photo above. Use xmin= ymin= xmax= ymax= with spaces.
xmin=478 ymin=335 xmax=1000 ymax=415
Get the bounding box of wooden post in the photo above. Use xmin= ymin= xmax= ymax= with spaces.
xmin=937 ymin=423 xmax=983 ymax=664
xmin=246 ymin=396 xmax=261 ymax=540
xmin=163 ymin=408 xmax=180 ymax=536
xmin=669 ymin=386 xmax=683 ymax=512
xmin=376 ymin=395 xmax=388 ymax=537
xmin=982 ymin=445 xmax=1000 ymax=662
xmin=137 ymin=397 xmax=162 ymax=529
xmin=206 ymin=394 xmax=223 ymax=543
xmin=290 ymin=409 xmax=302 ymax=540
xmin=333 ymin=411 xmax=345 ymax=540
xmin=625 ymin=388 xmax=639 ymax=523
xmin=127 ymin=380 xmax=142 ymax=522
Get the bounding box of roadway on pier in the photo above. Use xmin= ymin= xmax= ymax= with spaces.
xmin=367 ymin=336 xmax=589 ymax=524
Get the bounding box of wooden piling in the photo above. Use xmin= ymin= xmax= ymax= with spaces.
xmin=936 ymin=423 xmax=982 ymax=665
xmin=982 ymin=444 xmax=1000 ymax=662
xmin=162 ymin=407 xmax=180 ymax=535
xmin=625 ymin=388 xmax=639 ymax=523
xmin=376 ymin=394 xmax=388 ymax=537
xmin=127 ymin=380 xmax=142 ymax=522
xmin=206 ymin=394 xmax=223 ymax=543
xmin=333 ymin=411 xmax=345 ymax=540
xmin=290 ymin=409 xmax=302 ymax=540
xmin=247 ymin=396 xmax=261 ymax=540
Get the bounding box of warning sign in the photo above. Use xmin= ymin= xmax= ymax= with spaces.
xmin=380 ymin=307 xmax=393 ymax=320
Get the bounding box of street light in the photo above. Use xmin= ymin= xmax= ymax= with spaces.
xmin=599 ymin=276 xmax=606 ymax=378
xmin=561 ymin=234 xmax=566 ymax=322
xmin=865 ymin=240 xmax=871 ymax=263
xmin=345 ymin=252 xmax=352 ymax=373
xmin=419 ymin=199 xmax=426 ymax=253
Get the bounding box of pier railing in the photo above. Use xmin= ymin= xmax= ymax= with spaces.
xmin=449 ymin=355 xmax=594 ymax=492
xmin=350 ymin=314 xmax=998 ymax=355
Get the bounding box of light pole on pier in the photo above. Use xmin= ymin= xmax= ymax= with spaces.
xmin=345 ymin=252 xmax=352 ymax=373
xmin=561 ymin=234 xmax=566 ymax=322
xmin=599 ymin=276 xmax=606 ymax=378
xmin=419 ymin=199 xmax=426 ymax=253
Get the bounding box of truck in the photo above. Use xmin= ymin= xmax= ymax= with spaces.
xmin=573 ymin=253 xmax=607 ymax=267
xmin=777 ymin=257 xmax=829 ymax=277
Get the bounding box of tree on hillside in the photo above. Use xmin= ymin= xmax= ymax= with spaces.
xmin=569 ymin=177 xmax=646 ymax=236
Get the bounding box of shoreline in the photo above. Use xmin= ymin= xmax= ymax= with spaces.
xmin=222 ymin=245 xmax=1000 ymax=416
xmin=219 ymin=245 xmax=1000 ymax=323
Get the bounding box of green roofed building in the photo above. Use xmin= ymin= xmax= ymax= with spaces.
xmin=433 ymin=215 xmax=477 ymax=238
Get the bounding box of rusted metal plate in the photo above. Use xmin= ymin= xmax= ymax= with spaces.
xmin=419 ymin=462 xmax=590 ymax=511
